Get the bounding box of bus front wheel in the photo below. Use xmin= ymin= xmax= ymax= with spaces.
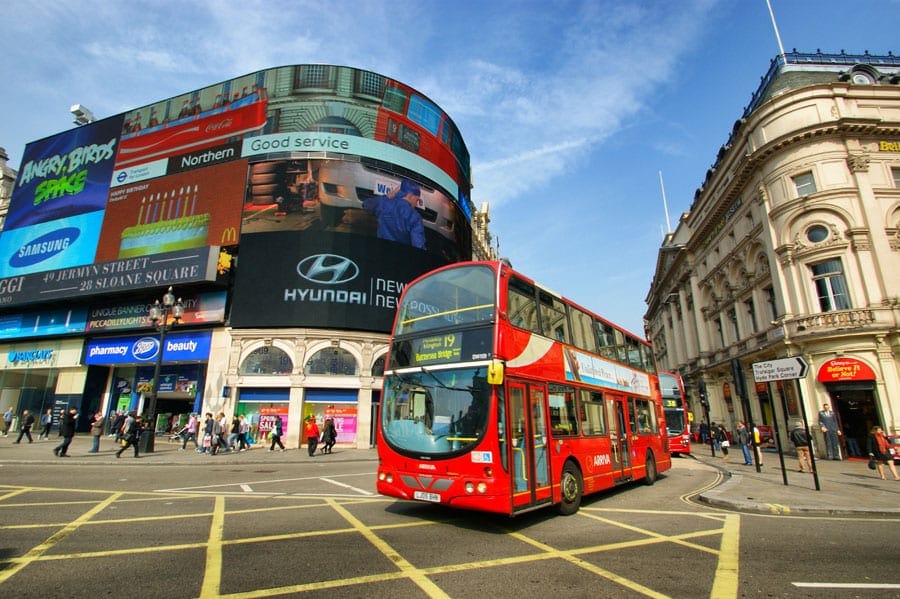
xmin=558 ymin=462 xmax=582 ymax=515
xmin=644 ymin=452 xmax=658 ymax=485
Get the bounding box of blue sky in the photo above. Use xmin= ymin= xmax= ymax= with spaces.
xmin=3 ymin=0 xmax=899 ymax=336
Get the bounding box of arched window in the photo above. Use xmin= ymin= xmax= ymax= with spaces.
xmin=372 ymin=355 xmax=386 ymax=377
xmin=239 ymin=346 xmax=293 ymax=375
xmin=304 ymin=348 xmax=359 ymax=375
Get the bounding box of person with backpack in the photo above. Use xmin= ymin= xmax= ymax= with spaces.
xmin=320 ymin=418 xmax=337 ymax=454
xmin=789 ymin=421 xmax=813 ymax=473
xmin=116 ymin=413 xmax=142 ymax=458
xmin=269 ymin=416 xmax=286 ymax=452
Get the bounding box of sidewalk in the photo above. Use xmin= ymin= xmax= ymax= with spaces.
xmin=2 ymin=434 xmax=898 ymax=516
xmin=691 ymin=449 xmax=900 ymax=516
xmin=0 ymin=433 xmax=379 ymax=466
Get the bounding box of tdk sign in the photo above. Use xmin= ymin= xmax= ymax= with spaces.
xmin=132 ymin=337 xmax=160 ymax=361
xmin=9 ymin=228 xmax=79 ymax=268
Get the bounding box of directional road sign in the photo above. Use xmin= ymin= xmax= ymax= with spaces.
xmin=751 ymin=357 xmax=809 ymax=382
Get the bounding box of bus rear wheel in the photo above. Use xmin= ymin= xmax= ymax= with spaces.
xmin=644 ymin=452 xmax=658 ymax=485
xmin=558 ymin=462 xmax=582 ymax=515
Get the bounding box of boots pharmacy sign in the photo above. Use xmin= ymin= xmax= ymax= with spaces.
xmin=751 ymin=357 xmax=809 ymax=382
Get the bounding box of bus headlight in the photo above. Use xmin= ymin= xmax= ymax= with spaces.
xmin=378 ymin=471 xmax=393 ymax=483
xmin=476 ymin=482 xmax=488 ymax=494
xmin=464 ymin=482 xmax=475 ymax=494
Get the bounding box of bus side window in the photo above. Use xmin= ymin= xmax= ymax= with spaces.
xmin=580 ymin=390 xmax=605 ymax=435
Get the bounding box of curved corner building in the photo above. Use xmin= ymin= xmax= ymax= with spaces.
xmin=0 ymin=65 xmax=474 ymax=448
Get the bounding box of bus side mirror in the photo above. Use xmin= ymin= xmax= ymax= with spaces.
xmin=487 ymin=360 xmax=504 ymax=385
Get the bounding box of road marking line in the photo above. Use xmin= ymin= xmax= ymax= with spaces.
xmin=199 ymin=495 xmax=226 ymax=598
xmin=319 ymin=477 xmax=374 ymax=495
xmin=0 ymin=491 xmax=121 ymax=585
xmin=508 ymin=530 xmax=669 ymax=598
xmin=326 ymin=497 xmax=450 ymax=598
xmin=240 ymin=484 xmax=253 ymax=493
xmin=710 ymin=514 xmax=740 ymax=598
xmin=793 ymin=582 xmax=900 ymax=589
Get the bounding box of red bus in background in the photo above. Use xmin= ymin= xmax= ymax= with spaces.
xmin=374 ymin=79 xmax=471 ymax=194
xmin=376 ymin=261 xmax=671 ymax=516
xmin=659 ymin=372 xmax=691 ymax=456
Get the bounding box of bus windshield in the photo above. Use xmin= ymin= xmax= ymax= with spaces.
xmin=381 ymin=366 xmax=492 ymax=457
xmin=394 ymin=264 xmax=496 ymax=336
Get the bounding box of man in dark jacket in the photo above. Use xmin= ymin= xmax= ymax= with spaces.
xmin=53 ymin=408 xmax=78 ymax=457
xmin=14 ymin=410 xmax=35 ymax=444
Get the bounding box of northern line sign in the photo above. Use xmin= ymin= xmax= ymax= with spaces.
xmin=751 ymin=357 xmax=809 ymax=382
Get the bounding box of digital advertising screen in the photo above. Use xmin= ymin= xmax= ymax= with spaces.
xmin=0 ymin=116 xmax=124 ymax=278
xmin=0 ymin=65 xmax=473 ymax=325
xmin=229 ymin=231 xmax=446 ymax=333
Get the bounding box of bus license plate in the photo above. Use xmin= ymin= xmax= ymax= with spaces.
xmin=414 ymin=490 xmax=441 ymax=503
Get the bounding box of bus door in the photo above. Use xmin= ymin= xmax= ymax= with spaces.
xmin=605 ymin=393 xmax=632 ymax=482
xmin=507 ymin=380 xmax=552 ymax=511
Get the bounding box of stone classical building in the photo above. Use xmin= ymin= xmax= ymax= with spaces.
xmin=645 ymin=51 xmax=900 ymax=458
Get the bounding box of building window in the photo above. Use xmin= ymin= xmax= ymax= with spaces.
xmin=728 ymin=307 xmax=740 ymax=339
xmin=892 ymin=167 xmax=900 ymax=188
xmin=294 ymin=65 xmax=335 ymax=90
xmin=355 ymin=70 xmax=385 ymax=98
xmin=764 ymin=286 xmax=778 ymax=321
xmin=746 ymin=299 xmax=758 ymax=333
xmin=806 ymin=225 xmax=829 ymax=243
xmin=810 ymin=259 xmax=851 ymax=312
xmin=792 ymin=172 xmax=817 ymax=197
xmin=239 ymin=346 xmax=293 ymax=375
xmin=714 ymin=318 xmax=725 ymax=347
xmin=304 ymin=348 xmax=359 ymax=375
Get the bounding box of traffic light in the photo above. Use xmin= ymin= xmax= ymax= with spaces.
xmin=698 ymin=381 xmax=709 ymax=411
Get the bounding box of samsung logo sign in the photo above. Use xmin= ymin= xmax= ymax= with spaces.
xmin=10 ymin=228 xmax=79 ymax=267
xmin=296 ymin=254 xmax=359 ymax=285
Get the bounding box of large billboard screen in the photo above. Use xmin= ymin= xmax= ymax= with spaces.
xmin=0 ymin=65 xmax=472 ymax=323
xmin=229 ymin=231 xmax=446 ymax=332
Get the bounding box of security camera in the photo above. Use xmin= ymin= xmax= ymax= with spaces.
xmin=70 ymin=104 xmax=95 ymax=125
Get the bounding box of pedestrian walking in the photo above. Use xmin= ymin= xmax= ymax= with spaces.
xmin=53 ymin=408 xmax=78 ymax=457
xmin=866 ymin=426 xmax=899 ymax=481
xmin=788 ymin=421 xmax=813 ymax=473
xmin=320 ymin=418 xmax=337 ymax=454
xmin=304 ymin=416 xmax=319 ymax=456
xmin=715 ymin=424 xmax=729 ymax=460
xmin=269 ymin=416 xmax=285 ymax=452
xmin=14 ymin=410 xmax=35 ymax=444
xmin=2 ymin=406 xmax=13 ymax=437
xmin=180 ymin=413 xmax=198 ymax=451
xmin=88 ymin=411 xmax=105 ymax=453
xmin=238 ymin=414 xmax=250 ymax=451
xmin=116 ymin=413 xmax=142 ymax=458
xmin=736 ymin=421 xmax=753 ymax=465
xmin=39 ymin=408 xmax=53 ymax=440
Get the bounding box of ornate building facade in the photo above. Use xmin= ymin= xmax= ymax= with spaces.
xmin=646 ymin=51 xmax=900 ymax=457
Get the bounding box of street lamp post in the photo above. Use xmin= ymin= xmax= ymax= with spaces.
xmin=144 ymin=286 xmax=183 ymax=453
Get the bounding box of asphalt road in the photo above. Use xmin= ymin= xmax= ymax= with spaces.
xmin=1 ymin=457 xmax=898 ymax=598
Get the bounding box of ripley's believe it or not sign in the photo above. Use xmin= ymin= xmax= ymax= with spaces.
xmin=0 ymin=65 xmax=473 ymax=334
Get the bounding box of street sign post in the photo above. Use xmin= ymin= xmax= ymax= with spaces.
xmin=751 ymin=355 xmax=820 ymax=490
xmin=751 ymin=357 xmax=808 ymax=382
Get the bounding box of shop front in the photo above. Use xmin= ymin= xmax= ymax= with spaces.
xmin=0 ymin=338 xmax=88 ymax=431
xmin=84 ymin=330 xmax=212 ymax=434
xmin=818 ymin=357 xmax=879 ymax=459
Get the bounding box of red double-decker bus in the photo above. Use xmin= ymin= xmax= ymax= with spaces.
xmin=376 ymin=261 xmax=671 ymax=516
xmin=659 ymin=372 xmax=691 ymax=456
